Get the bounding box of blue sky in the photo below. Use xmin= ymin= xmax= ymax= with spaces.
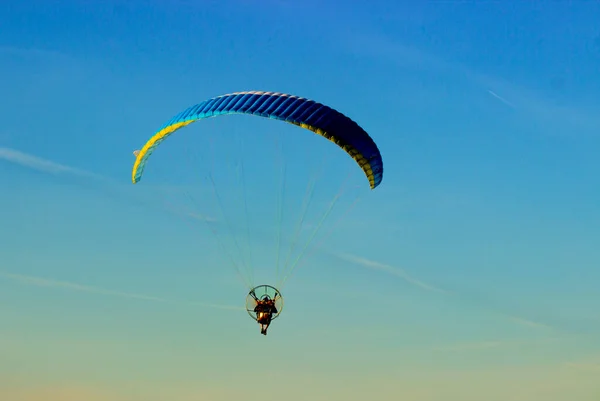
xmin=1 ymin=1 xmax=600 ymax=400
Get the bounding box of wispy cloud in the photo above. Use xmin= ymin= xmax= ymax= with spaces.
xmin=187 ymin=212 xmax=217 ymax=223
xmin=0 ymin=45 xmax=73 ymax=60
xmin=333 ymin=252 xmax=557 ymax=331
xmin=0 ymin=147 xmax=102 ymax=180
xmin=431 ymin=341 xmax=505 ymax=352
xmin=0 ymin=146 xmax=218 ymax=222
xmin=506 ymin=315 xmax=553 ymax=330
xmin=334 ymin=252 xmax=448 ymax=294
xmin=487 ymin=90 xmax=515 ymax=108
xmin=0 ymin=271 xmax=242 ymax=311
xmin=431 ymin=336 xmax=561 ymax=353
xmin=342 ymin=32 xmax=600 ymax=134
xmin=0 ymin=149 xmax=231 ymax=308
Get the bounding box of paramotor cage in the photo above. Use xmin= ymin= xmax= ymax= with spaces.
xmin=245 ymin=285 xmax=283 ymax=322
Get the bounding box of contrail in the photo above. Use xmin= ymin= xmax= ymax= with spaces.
xmin=333 ymin=252 xmax=558 ymax=331
xmin=334 ymin=252 xmax=448 ymax=294
xmin=0 ymin=271 xmax=243 ymax=311
xmin=0 ymin=146 xmax=218 ymax=221
xmin=0 ymin=147 xmax=104 ymax=180
xmin=487 ymin=89 xmax=516 ymax=108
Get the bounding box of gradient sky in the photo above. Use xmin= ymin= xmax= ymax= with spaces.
xmin=1 ymin=1 xmax=600 ymax=400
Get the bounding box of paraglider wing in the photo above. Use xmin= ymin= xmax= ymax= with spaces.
xmin=131 ymin=91 xmax=383 ymax=189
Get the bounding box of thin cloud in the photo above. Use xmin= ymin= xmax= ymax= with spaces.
xmin=333 ymin=252 xmax=557 ymax=331
xmin=0 ymin=271 xmax=242 ymax=311
xmin=432 ymin=336 xmax=561 ymax=353
xmin=342 ymin=32 xmax=600 ymax=133
xmin=0 ymin=146 xmax=218 ymax=221
xmin=335 ymin=252 xmax=448 ymax=294
xmin=157 ymin=204 xmax=219 ymax=226
xmin=506 ymin=315 xmax=553 ymax=330
xmin=0 ymin=147 xmax=102 ymax=180
xmin=0 ymin=45 xmax=74 ymax=60
xmin=187 ymin=212 xmax=218 ymax=223
xmin=487 ymin=89 xmax=515 ymax=108
xmin=431 ymin=341 xmax=506 ymax=352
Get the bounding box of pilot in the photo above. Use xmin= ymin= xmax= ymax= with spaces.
xmin=253 ymin=297 xmax=278 ymax=335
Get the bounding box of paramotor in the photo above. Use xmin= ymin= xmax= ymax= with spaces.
xmin=130 ymin=90 xmax=383 ymax=335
